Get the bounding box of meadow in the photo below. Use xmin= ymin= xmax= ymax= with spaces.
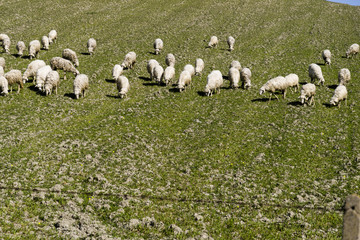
xmin=0 ymin=0 xmax=360 ymax=238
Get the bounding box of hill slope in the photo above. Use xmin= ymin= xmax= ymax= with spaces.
xmin=0 ymin=0 xmax=360 ymax=238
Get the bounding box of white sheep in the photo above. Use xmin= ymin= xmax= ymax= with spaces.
xmin=240 ymin=68 xmax=252 ymax=90
xmin=0 ymin=66 xmax=4 ymax=77
xmin=299 ymin=83 xmax=316 ymax=106
xmin=195 ymin=58 xmax=204 ymax=76
xmin=338 ymin=68 xmax=351 ymax=86
xmin=165 ymin=53 xmax=175 ymax=67
xmin=48 ymin=30 xmax=57 ymax=44
xmin=259 ymin=76 xmax=288 ymax=100
xmin=204 ymin=70 xmax=223 ymax=96
xmin=0 ymin=76 xmax=8 ymax=95
xmin=230 ymin=60 xmax=241 ymax=71
xmin=73 ymin=74 xmax=89 ymax=99
xmin=121 ymin=51 xmax=136 ymax=69
xmin=2 ymin=37 xmax=10 ymax=54
xmin=35 ymin=65 xmax=52 ymax=91
xmin=0 ymin=34 xmax=9 ymax=45
xmin=116 ymin=75 xmax=130 ymax=98
xmin=112 ymin=64 xmax=123 ymax=80
xmin=153 ymin=38 xmax=163 ymax=55
xmin=153 ymin=65 xmax=164 ymax=84
xmin=228 ymin=67 xmax=240 ymax=88
xmin=23 ymin=60 xmax=46 ymax=83
xmin=208 ymin=36 xmax=218 ymax=48
xmin=62 ymin=48 xmax=79 ymax=67
xmin=28 ymin=40 xmax=41 ymax=59
xmin=147 ymin=59 xmax=159 ymax=80
xmin=50 ymin=57 xmax=79 ymax=80
xmin=41 ymin=36 xmax=49 ymax=50
xmin=227 ymin=36 xmax=235 ymax=51
xmin=178 ymin=70 xmax=192 ymax=92
xmin=346 ymin=43 xmax=359 ymax=58
xmin=322 ymin=49 xmax=331 ymax=65
xmin=284 ymin=73 xmax=299 ymax=92
xmin=44 ymin=71 xmax=60 ymax=96
xmin=0 ymin=57 xmax=5 ymax=69
xmin=163 ymin=66 xmax=175 ymax=86
xmin=5 ymin=69 xmax=23 ymax=93
xmin=183 ymin=64 xmax=195 ymax=77
xmin=330 ymin=85 xmax=347 ymax=107
xmin=87 ymin=38 xmax=97 ymax=55
xmin=16 ymin=41 xmax=26 ymax=56
xmin=308 ymin=63 xmax=325 ymax=86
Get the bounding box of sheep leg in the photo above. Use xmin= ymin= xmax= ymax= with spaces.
xmin=274 ymin=93 xmax=279 ymax=100
xmin=283 ymin=89 xmax=287 ymax=99
xmin=268 ymin=93 xmax=272 ymax=101
xmin=64 ymin=71 xmax=67 ymax=81
xmin=17 ymin=84 xmax=20 ymax=93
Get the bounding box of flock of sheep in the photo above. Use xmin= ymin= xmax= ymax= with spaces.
xmin=0 ymin=31 xmax=358 ymax=106
xmin=0 ymin=31 xmax=96 ymax=99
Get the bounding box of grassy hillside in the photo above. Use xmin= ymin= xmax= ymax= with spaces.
xmin=0 ymin=0 xmax=360 ymax=238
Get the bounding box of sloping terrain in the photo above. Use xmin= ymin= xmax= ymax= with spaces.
xmin=0 ymin=0 xmax=360 ymax=238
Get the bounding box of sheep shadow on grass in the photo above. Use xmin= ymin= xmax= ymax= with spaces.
xmin=251 ymin=98 xmax=278 ymax=102
xmin=143 ymin=82 xmax=159 ymax=87
xmin=139 ymin=76 xmax=151 ymax=81
xmin=169 ymin=87 xmax=181 ymax=93
xmin=197 ymin=91 xmax=207 ymax=97
xmin=21 ymin=55 xmax=31 ymax=59
xmin=287 ymin=101 xmax=303 ymax=107
xmin=316 ymin=62 xmax=325 ymax=66
xmin=148 ymin=51 xmax=157 ymax=55
xmin=327 ymin=84 xmax=338 ymax=90
xmin=323 ymin=102 xmax=333 ymax=108
xmin=80 ymin=52 xmax=91 ymax=56
xmin=105 ymin=78 xmax=115 ymax=83
xmin=28 ymin=85 xmax=46 ymax=96
xmin=64 ymin=93 xmax=76 ymax=99
xmin=106 ymin=94 xmax=123 ymax=99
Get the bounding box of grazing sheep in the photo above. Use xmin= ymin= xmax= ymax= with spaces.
xmin=16 ymin=41 xmax=26 ymax=56
xmin=204 ymin=70 xmax=223 ymax=96
xmin=330 ymin=85 xmax=347 ymax=107
xmin=299 ymin=83 xmax=316 ymax=106
xmin=0 ymin=76 xmax=8 ymax=95
xmin=240 ymin=68 xmax=252 ymax=90
xmin=87 ymin=38 xmax=97 ymax=55
xmin=50 ymin=57 xmax=79 ymax=80
xmin=2 ymin=37 xmax=10 ymax=54
xmin=322 ymin=49 xmax=331 ymax=65
xmin=48 ymin=30 xmax=57 ymax=44
xmin=338 ymin=68 xmax=351 ymax=86
xmin=195 ymin=58 xmax=204 ymax=76
xmin=116 ymin=75 xmax=130 ymax=98
xmin=208 ymin=36 xmax=218 ymax=48
xmin=163 ymin=66 xmax=175 ymax=85
xmin=121 ymin=51 xmax=136 ymax=69
xmin=5 ymin=70 xmax=23 ymax=93
xmin=178 ymin=70 xmax=192 ymax=92
xmin=165 ymin=53 xmax=175 ymax=67
xmin=28 ymin=40 xmax=41 ymax=59
xmin=62 ymin=48 xmax=79 ymax=67
xmin=230 ymin=60 xmax=241 ymax=71
xmin=284 ymin=73 xmax=299 ymax=92
xmin=112 ymin=64 xmax=123 ymax=80
xmin=0 ymin=57 xmax=5 ymax=69
xmin=153 ymin=38 xmax=163 ymax=55
xmin=183 ymin=64 xmax=195 ymax=77
xmin=41 ymin=36 xmax=49 ymax=50
xmin=228 ymin=67 xmax=240 ymax=88
xmin=73 ymin=74 xmax=89 ymax=99
xmin=308 ymin=63 xmax=325 ymax=86
xmin=23 ymin=60 xmax=46 ymax=83
xmin=259 ymin=76 xmax=288 ymax=100
xmin=0 ymin=66 xmax=4 ymax=77
xmin=44 ymin=71 xmax=60 ymax=96
xmin=35 ymin=65 xmax=52 ymax=91
xmin=346 ymin=43 xmax=359 ymax=58
xmin=227 ymin=36 xmax=235 ymax=51
xmin=0 ymin=34 xmax=9 ymax=45
xmin=147 ymin=59 xmax=159 ymax=80
xmin=153 ymin=65 xmax=164 ymax=84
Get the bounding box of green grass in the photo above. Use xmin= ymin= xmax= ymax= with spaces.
xmin=0 ymin=0 xmax=360 ymax=238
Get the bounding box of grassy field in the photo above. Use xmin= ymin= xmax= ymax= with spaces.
xmin=0 ymin=0 xmax=360 ymax=238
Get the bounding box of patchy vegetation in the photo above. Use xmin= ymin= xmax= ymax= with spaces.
xmin=0 ymin=0 xmax=360 ymax=238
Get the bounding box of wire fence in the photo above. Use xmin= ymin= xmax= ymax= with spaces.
xmin=0 ymin=186 xmax=344 ymax=213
